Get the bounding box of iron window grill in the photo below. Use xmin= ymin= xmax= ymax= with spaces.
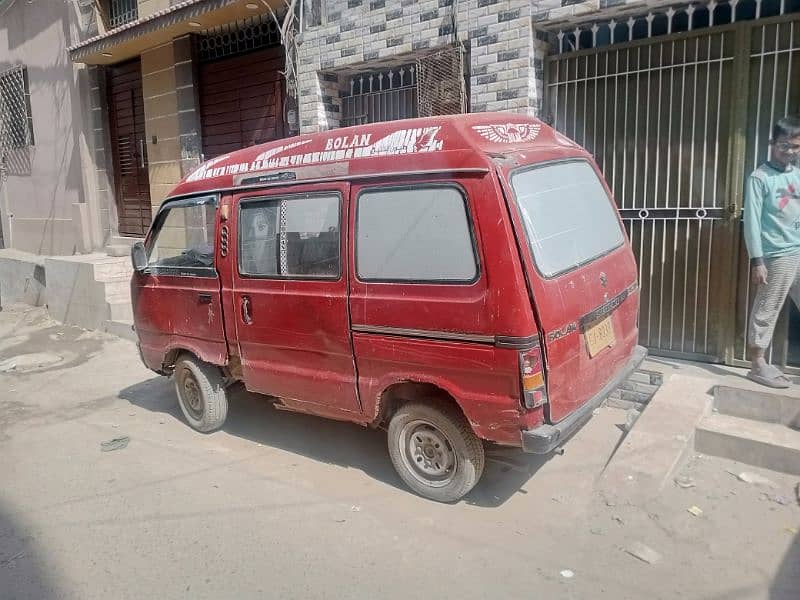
xmin=108 ymin=0 xmax=138 ymax=28
xmin=416 ymin=45 xmax=467 ymax=118
xmin=0 ymin=65 xmax=34 ymax=155
xmin=341 ymin=64 xmax=418 ymax=127
xmin=196 ymin=14 xmax=282 ymax=62
xmin=341 ymin=45 xmax=467 ymax=127
xmin=551 ymin=0 xmax=800 ymax=53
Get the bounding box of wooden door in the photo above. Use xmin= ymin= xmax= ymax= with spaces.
xmin=199 ymin=47 xmax=285 ymax=159
xmin=107 ymin=59 xmax=151 ymax=237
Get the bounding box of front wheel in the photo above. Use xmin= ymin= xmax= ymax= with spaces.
xmin=387 ymin=402 xmax=485 ymax=503
xmin=173 ymin=354 xmax=228 ymax=433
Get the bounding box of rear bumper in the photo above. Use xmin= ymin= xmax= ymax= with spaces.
xmin=521 ymin=345 xmax=648 ymax=454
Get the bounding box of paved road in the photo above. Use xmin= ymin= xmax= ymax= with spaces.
xmin=0 ymin=305 xmax=797 ymax=599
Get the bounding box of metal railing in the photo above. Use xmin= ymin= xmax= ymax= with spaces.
xmin=341 ymin=65 xmax=418 ymax=127
xmin=108 ymin=0 xmax=138 ymax=28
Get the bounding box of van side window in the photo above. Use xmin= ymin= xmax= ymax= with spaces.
xmin=239 ymin=194 xmax=340 ymax=279
xmin=147 ymin=198 xmax=217 ymax=275
xmin=356 ymin=186 xmax=478 ymax=283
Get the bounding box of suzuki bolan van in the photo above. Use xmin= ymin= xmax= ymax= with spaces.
xmin=131 ymin=113 xmax=646 ymax=502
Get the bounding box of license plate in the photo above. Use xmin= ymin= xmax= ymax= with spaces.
xmin=584 ymin=316 xmax=616 ymax=357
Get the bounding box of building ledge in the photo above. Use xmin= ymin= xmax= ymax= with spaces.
xmin=69 ymin=0 xmax=282 ymax=65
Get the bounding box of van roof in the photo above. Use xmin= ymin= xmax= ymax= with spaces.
xmin=168 ymin=112 xmax=581 ymax=198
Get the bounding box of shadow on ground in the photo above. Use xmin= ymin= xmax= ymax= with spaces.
xmin=119 ymin=377 xmax=549 ymax=507
xmin=0 ymin=500 xmax=59 ymax=600
xmin=771 ymin=531 xmax=800 ymax=600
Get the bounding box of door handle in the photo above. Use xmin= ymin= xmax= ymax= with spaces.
xmin=198 ymin=293 xmax=212 ymax=304
xmin=241 ymin=295 xmax=253 ymax=325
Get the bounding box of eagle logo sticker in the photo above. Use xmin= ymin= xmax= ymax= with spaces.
xmin=472 ymin=123 xmax=542 ymax=144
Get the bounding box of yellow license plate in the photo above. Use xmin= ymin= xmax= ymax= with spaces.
xmin=584 ymin=316 xmax=616 ymax=357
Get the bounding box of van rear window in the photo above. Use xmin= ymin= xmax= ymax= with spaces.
xmin=510 ymin=161 xmax=625 ymax=278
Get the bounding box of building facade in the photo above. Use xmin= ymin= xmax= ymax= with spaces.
xmin=0 ymin=0 xmax=96 ymax=255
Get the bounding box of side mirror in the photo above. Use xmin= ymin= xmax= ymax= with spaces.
xmin=131 ymin=242 xmax=148 ymax=273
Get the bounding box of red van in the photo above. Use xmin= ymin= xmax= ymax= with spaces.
xmin=130 ymin=113 xmax=646 ymax=502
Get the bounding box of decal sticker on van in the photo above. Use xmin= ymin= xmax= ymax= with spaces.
xmin=185 ymin=126 xmax=445 ymax=183
xmin=472 ymin=123 xmax=541 ymax=144
xmin=547 ymin=321 xmax=578 ymax=342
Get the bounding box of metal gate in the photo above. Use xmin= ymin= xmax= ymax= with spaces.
xmin=733 ymin=16 xmax=800 ymax=370
xmin=545 ymin=4 xmax=800 ymax=365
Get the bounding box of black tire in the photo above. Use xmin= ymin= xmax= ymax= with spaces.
xmin=173 ymin=354 xmax=228 ymax=433
xmin=387 ymin=401 xmax=485 ymax=503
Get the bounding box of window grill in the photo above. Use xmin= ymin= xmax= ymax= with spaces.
xmin=196 ymin=14 xmax=282 ymax=62
xmin=108 ymin=0 xmax=138 ymax=28
xmin=341 ymin=45 xmax=467 ymax=127
xmin=416 ymin=45 xmax=467 ymax=118
xmin=341 ymin=64 xmax=418 ymax=127
xmin=0 ymin=65 xmax=34 ymax=156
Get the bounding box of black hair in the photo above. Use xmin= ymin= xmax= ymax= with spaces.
xmin=772 ymin=116 xmax=800 ymax=142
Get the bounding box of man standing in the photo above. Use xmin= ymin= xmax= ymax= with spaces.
xmin=744 ymin=116 xmax=800 ymax=388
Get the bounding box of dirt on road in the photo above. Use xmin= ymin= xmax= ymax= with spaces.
xmin=0 ymin=304 xmax=798 ymax=599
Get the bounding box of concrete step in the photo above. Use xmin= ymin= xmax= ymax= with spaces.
xmin=713 ymin=385 xmax=800 ymax=427
xmin=695 ymin=413 xmax=800 ymax=476
xmin=104 ymin=320 xmax=137 ymax=342
xmin=606 ymin=368 xmax=664 ymax=409
xmin=108 ymin=300 xmax=133 ymax=323
xmin=598 ymin=374 xmax=713 ymax=502
xmin=92 ymin=259 xmax=133 ymax=281
xmin=109 ymin=236 xmax=143 ymax=247
xmin=101 ymin=279 xmax=131 ymax=300
xmin=105 ymin=244 xmax=133 ymax=258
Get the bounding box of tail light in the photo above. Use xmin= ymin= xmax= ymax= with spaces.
xmin=520 ymin=346 xmax=547 ymax=409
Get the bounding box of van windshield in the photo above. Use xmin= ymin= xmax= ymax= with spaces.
xmin=510 ymin=160 xmax=625 ymax=278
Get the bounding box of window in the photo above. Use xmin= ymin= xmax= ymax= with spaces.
xmin=106 ymin=0 xmax=138 ymax=28
xmin=0 ymin=65 xmax=34 ymax=151
xmin=239 ymin=194 xmax=340 ymax=279
xmin=356 ymin=186 xmax=478 ymax=283
xmin=510 ymin=161 xmax=625 ymax=278
xmin=147 ymin=197 xmax=217 ymax=275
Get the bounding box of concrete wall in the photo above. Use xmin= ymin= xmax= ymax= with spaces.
xmin=0 ymin=0 xmax=91 ymax=255
xmin=0 ymin=250 xmax=46 ymax=307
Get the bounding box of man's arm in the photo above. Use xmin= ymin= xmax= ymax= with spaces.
xmin=744 ymin=174 xmax=766 ymax=263
xmin=743 ymin=174 xmax=768 ymax=284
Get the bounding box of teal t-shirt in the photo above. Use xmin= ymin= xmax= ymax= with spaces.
xmin=744 ymin=162 xmax=800 ymax=260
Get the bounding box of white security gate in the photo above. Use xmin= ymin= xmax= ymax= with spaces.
xmin=546 ymin=1 xmax=800 ymax=368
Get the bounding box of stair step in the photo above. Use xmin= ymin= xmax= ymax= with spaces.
xmin=93 ymin=260 xmax=133 ymax=280
xmin=105 ymin=244 xmax=132 ymax=258
xmin=102 ymin=280 xmax=131 ymax=299
xmin=695 ymin=413 xmax=800 ymax=476
xmin=108 ymin=300 xmax=133 ymax=323
xmin=713 ymin=386 xmax=800 ymax=426
xmin=104 ymin=320 xmax=137 ymax=342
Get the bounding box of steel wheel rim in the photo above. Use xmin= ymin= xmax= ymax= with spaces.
xmin=398 ymin=419 xmax=457 ymax=488
xmin=179 ymin=367 xmax=203 ymax=419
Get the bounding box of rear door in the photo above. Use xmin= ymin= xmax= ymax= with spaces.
xmin=229 ymin=183 xmax=360 ymax=415
xmin=504 ymin=159 xmax=640 ymax=422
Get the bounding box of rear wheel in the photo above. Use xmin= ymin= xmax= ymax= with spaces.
xmin=173 ymin=354 xmax=228 ymax=433
xmin=387 ymin=402 xmax=484 ymax=503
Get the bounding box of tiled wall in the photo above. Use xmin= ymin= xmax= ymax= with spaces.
xmin=297 ymin=0 xmax=541 ymax=133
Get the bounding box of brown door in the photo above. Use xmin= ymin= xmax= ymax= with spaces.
xmin=107 ymin=59 xmax=151 ymax=237
xmin=199 ymin=47 xmax=285 ymax=159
